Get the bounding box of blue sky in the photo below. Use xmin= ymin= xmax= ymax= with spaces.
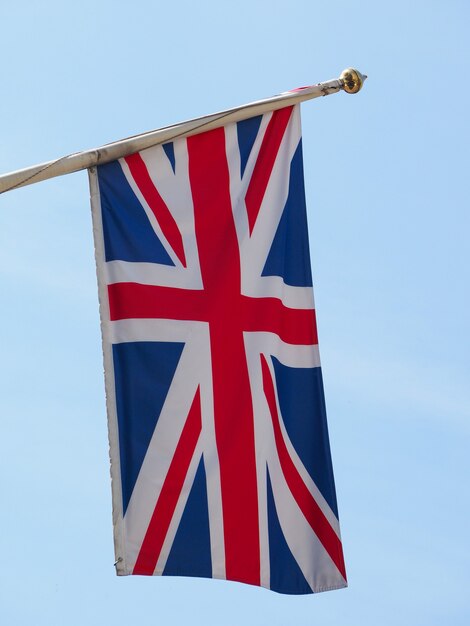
xmin=0 ymin=1 xmax=468 ymax=624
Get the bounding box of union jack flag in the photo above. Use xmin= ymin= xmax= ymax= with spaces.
xmin=89 ymin=103 xmax=346 ymax=594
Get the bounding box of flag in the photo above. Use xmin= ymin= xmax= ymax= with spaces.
xmin=89 ymin=103 xmax=346 ymax=594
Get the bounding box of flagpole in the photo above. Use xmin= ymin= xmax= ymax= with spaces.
xmin=0 ymin=68 xmax=366 ymax=194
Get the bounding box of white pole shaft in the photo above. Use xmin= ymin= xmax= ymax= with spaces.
xmin=0 ymin=77 xmax=344 ymax=194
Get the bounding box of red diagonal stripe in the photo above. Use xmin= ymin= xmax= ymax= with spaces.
xmin=261 ymin=355 xmax=347 ymax=581
xmin=133 ymin=388 xmax=202 ymax=575
xmin=125 ymin=153 xmax=187 ymax=267
xmin=245 ymin=106 xmax=293 ymax=234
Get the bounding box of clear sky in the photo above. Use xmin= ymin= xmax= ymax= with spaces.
xmin=0 ymin=1 xmax=468 ymax=625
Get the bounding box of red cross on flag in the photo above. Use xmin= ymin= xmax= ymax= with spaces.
xmin=89 ymin=103 xmax=346 ymax=594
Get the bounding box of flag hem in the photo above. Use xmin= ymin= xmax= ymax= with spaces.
xmin=89 ymin=167 xmax=126 ymax=575
xmin=114 ymin=569 xmax=347 ymax=595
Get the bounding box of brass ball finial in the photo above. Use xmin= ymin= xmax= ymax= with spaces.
xmin=340 ymin=68 xmax=367 ymax=94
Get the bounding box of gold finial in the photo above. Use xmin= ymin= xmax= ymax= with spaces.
xmin=340 ymin=68 xmax=367 ymax=94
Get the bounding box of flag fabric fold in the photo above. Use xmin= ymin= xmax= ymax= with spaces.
xmin=89 ymin=103 xmax=346 ymax=594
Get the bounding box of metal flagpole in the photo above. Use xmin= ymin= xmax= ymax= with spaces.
xmin=0 ymin=68 xmax=366 ymax=194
